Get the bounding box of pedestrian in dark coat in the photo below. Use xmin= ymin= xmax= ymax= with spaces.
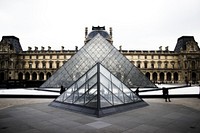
xmin=60 ymin=85 xmax=65 ymax=94
xmin=162 ymin=87 xmax=171 ymax=102
xmin=135 ymin=87 xmax=139 ymax=97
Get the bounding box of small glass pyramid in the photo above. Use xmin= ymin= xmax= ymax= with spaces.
xmin=50 ymin=63 xmax=147 ymax=117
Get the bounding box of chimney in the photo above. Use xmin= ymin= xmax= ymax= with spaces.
xmin=165 ymin=46 xmax=169 ymax=51
xmin=119 ymin=45 xmax=122 ymax=52
xmin=28 ymin=47 xmax=32 ymax=51
xmin=75 ymin=46 xmax=78 ymax=52
xmin=48 ymin=46 xmax=51 ymax=51
xmin=61 ymin=46 xmax=64 ymax=51
xmin=35 ymin=46 xmax=38 ymax=51
xmin=109 ymin=27 xmax=113 ymax=39
xmin=85 ymin=27 xmax=88 ymax=38
xmin=159 ymin=46 xmax=162 ymax=51
xmin=41 ymin=46 xmax=45 ymax=51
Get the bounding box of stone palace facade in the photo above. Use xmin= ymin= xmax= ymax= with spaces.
xmin=0 ymin=27 xmax=200 ymax=87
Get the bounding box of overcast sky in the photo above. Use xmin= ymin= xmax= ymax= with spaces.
xmin=0 ymin=0 xmax=200 ymax=51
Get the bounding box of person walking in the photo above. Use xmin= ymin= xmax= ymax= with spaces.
xmin=135 ymin=87 xmax=139 ymax=97
xmin=162 ymin=87 xmax=171 ymax=102
xmin=60 ymin=85 xmax=65 ymax=94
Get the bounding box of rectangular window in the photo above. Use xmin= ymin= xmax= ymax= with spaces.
xmin=165 ymin=63 xmax=168 ymax=68
xmin=43 ymin=63 xmax=46 ymax=68
xmin=36 ymin=63 xmax=38 ymax=69
xmin=151 ymin=64 xmax=154 ymax=69
xmin=29 ymin=63 xmax=32 ymax=68
xmin=144 ymin=63 xmax=147 ymax=68
xmin=56 ymin=62 xmax=59 ymax=68
xmin=158 ymin=63 xmax=161 ymax=69
xmin=172 ymin=64 xmax=174 ymax=69
xmin=49 ymin=62 xmax=52 ymax=68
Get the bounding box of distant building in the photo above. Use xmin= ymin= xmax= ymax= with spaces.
xmin=0 ymin=27 xmax=200 ymax=87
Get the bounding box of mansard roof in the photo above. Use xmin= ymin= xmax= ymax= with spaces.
xmin=1 ymin=36 xmax=23 ymax=53
xmin=174 ymin=36 xmax=196 ymax=52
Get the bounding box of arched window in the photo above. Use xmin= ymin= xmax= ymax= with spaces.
xmin=153 ymin=72 xmax=157 ymax=81
xmin=46 ymin=72 xmax=51 ymax=80
xmin=32 ymin=72 xmax=37 ymax=80
xmin=145 ymin=72 xmax=150 ymax=80
xmin=39 ymin=72 xmax=44 ymax=80
xmin=160 ymin=72 xmax=164 ymax=81
xmin=25 ymin=72 xmax=30 ymax=80
xmin=174 ymin=72 xmax=178 ymax=81
xmin=18 ymin=72 xmax=23 ymax=80
xmin=167 ymin=72 xmax=171 ymax=81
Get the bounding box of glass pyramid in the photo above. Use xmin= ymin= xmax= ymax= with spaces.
xmin=50 ymin=63 xmax=147 ymax=117
xmin=40 ymin=33 xmax=156 ymax=89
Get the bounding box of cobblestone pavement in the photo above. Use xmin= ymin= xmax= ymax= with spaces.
xmin=0 ymin=98 xmax=200 ymax=133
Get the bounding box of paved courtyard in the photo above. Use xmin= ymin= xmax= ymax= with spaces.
xmin=0 ymin=98 xmax=200 ymax=133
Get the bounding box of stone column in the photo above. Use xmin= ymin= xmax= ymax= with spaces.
xmin=30 ymin=73 xmax=32 ymax=80
xmin=37 ymin=73 xmax=39 ymax=80
xmin=157 ymin=72 xmax=160 ymax=81
xmin=171 ymin=73 xmax=174 ymax=82
xmin=178 ymin=73 xmax=181 ymax=83
xmin=164 ymin=72 xmax=167 ymax=81
xmin=44 ymin=73 xmax=47 ymax=80
xmin=23 ymin=73 xmax=25 ymax=80
xmin=150 ymin=73 xmax=153 ymax=81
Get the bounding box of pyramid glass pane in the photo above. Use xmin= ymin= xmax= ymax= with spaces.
xmin=100 ymin=83 xmax=113 ymax=106
xmin=111 ymin=83 xmax=126 ymax=103
xmin=100 ymin=96 xmax=113 ymax=108
xmin=113 ymin=94 xmax=123 ymax=105
xmin=85 ymin=95 xmax=97 ymax=108
xmin=100 ymin=74 xmax=111 ymax=89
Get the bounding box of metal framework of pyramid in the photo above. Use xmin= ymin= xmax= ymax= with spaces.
xmin=40 ymin=33 xmax=156 ymax=89
xmin=50 ymin=63 xmax=148 ymax=117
